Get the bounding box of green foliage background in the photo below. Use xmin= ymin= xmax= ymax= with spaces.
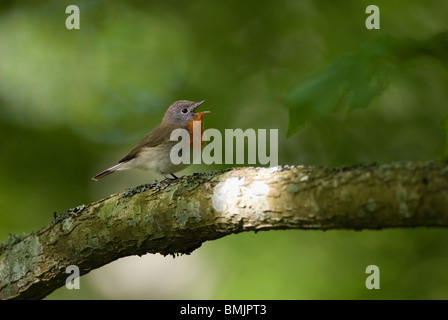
xmin=0 ymin=0 xmax=447 ymax=299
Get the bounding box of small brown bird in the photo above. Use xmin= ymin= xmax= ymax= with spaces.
xmin=92 ymin=100 xmax=210 ymax=181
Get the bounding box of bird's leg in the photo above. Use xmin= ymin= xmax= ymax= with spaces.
xmin=160 ymin=171 xmax=172 ymax=181
xmin=160 ymin=171 xmax=179 ymax=183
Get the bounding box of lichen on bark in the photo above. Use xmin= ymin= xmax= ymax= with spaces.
xmin=1 ymin=161 xmax=447 ymax=300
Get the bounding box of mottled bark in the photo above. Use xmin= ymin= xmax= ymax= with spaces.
xmin=1 ymin=161 xmax=447 ymax=300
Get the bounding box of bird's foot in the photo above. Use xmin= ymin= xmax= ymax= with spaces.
xmin=160 ymin=172 xmax=181 ymax=184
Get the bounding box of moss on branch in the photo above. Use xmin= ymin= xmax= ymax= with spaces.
xmin=1 ymin=161 xmax=448 ymax=300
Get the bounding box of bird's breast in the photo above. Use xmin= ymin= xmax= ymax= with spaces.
xmin=187 ymin=114 xmax=206 ymax=149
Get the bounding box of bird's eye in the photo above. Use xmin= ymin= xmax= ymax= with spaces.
xmin=181 ymin=108 xmax=188 ymax=114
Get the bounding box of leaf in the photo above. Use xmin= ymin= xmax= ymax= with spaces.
xmin=286 ymin=38 xmax=393 ymax=137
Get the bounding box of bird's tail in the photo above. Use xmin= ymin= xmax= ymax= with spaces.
xmin=92 ymin=163 xmax=124 ymax=181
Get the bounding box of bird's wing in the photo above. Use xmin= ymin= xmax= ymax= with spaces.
xmin=119 ymin=123 xmax=183 ymax=163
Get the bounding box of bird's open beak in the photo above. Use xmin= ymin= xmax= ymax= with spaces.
xmin=192 ymin=100 xmax=210 ymax=114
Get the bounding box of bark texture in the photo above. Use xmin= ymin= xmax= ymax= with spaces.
xmin=1 ymin=161 xmax=448 ymax=300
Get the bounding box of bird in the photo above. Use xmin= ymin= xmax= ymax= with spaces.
xmin=92 ymin=100 xmax=210 ymax=181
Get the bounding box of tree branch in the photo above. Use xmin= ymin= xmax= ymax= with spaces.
xmin=1 ymin=161 xmax=447 ymax=299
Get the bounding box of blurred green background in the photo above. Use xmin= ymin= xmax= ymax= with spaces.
xmin=1 ymin=0 xmax=448 ymax=299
